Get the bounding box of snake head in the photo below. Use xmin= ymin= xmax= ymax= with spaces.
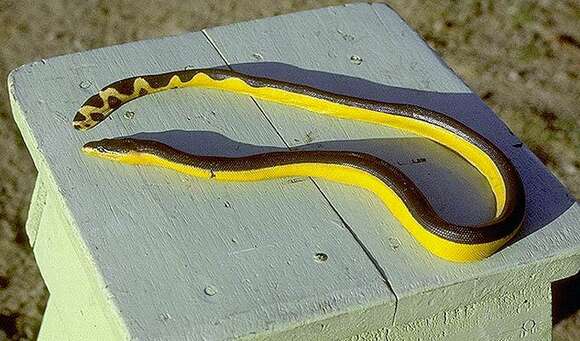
xmin=82 ymin=138 xmax=142 ymax=162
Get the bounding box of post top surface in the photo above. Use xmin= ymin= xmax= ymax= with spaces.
xmin=9 ymin=3 xmax=579 ymax=340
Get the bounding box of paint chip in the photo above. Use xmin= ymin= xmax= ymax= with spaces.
xmin=314 ymin=253 xmax=328 ymax=262
xmin=204 ymin=286 xmax=218 ymax=296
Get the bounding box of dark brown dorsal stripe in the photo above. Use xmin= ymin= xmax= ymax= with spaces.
xmin=73 ymin=112 xmax=86 ymax=122
xmin=143 ymin=73 xmax=174 ymax=88
xmin=203 ymin=69 xmax=230 ymax=81
xmin=84 ymin=94 xmax=105 ymax=108
xmin=110 ymin=77 xmax=136 ymax=95
xmin=176 ymin=70 xmax=198 ymax=83
xmin=107 ymin=96 xmax=122 ymax=109
xmin=90 ymin=112 xmax=106 ymax=121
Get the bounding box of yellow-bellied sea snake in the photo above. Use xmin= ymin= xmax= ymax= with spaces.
xmin=73 ymin=68 xmax=525 ymax=262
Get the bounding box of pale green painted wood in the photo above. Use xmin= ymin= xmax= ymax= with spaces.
xmin=9 ymin=16 xmax=397 ymax=340
xmin=33 ymin=178 xmax=125 ymax=340
xmin=30 ymin=175 xmax=116 ymax=340
xmin=24 ymin=171 xmax=47 ymax=247
xmin=37 ymin=297 xmax=71 ymax=341
xmin=346 ymin=282 xmax=553 ymax=341
xmin=205 ymin=2 xmax=496 ymax=225
xmin=204 ymin=1 xmax=580 ymax=336
xmin=389 ymin=283 xmax=553 ymax=341
xmin=9 ymin=3 xmax=579 ymax=340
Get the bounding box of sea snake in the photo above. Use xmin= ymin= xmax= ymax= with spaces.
xmin=73 ymin=68 xmax=525 ymax=262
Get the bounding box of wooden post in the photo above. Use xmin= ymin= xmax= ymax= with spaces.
xmin=9 ymin=3 xmax=579 ymax=340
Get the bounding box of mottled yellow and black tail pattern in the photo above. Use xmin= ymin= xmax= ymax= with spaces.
xmin=73 ymin=70 xmax=206 ymax=130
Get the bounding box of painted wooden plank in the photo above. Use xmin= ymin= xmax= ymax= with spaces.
xmin=390 ymin=283 xmax=553 ymax=341
xmin=11 ymin=3 xmax=579 ymax=339
xmin=9 ymin=27 xmax=397 ymax=340
xmin=347 ymin=282 xmax=553 ymax=341
xmin=204 ymin=1 xmax=580 ymax=328
xmin=24 ymin=172 xmax=47 ymax=247
xmin=37 ymin=297 xmax=71 ymax=341
xmin=34 ymin=177 xmax=126 ymax=340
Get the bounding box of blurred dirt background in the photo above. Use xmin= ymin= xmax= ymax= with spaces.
xmin=0 ymin=0 xmax=578 ymax=340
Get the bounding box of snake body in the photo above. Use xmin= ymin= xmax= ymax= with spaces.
xmin=74 ymin=68 xmax=525 ymax=262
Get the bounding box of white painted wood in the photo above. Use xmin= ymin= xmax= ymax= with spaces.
xmin=10 ymin=3 xmax=579 ymax=339
xmin=346 ymin=282 xmax=553 ymax=341
xmin=10 ymin=25 xmax=396 ymax=340
xmin=205 ymin=1 xmax=580 ymax=327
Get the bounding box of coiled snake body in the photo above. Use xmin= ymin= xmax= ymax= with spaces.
xmin=74 ymin=69 xmax=525 ymax=262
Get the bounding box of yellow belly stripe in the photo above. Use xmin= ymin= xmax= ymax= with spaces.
xmin=179 ymin=73 xmax=507 ymax=216
xmin=91 ymin=149 xmax=514 ymax=262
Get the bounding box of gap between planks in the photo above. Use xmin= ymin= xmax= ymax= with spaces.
xmin=200 ymin=24 xmax=400 ymax=327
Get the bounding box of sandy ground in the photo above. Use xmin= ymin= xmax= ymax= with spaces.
xmin=0 ymin=0 xmax=578 ymax=339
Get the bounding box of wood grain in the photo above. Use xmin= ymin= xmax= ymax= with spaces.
xmin=10 ymin=20 xmax=395 ymax=340
xmin=9 ymin=3 xmax=579 ymax=340
xmin=205 ymin=1 xmax=580 ymax=332
xmin=33 ymin=180 xmax=125 ymax=339
xmin=36 ymin=297 xmax=70 ymax=341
